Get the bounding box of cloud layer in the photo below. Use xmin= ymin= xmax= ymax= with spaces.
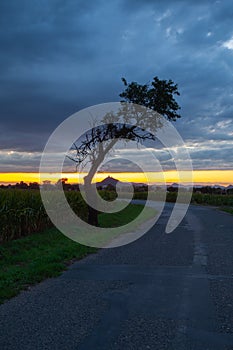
xmin=0 ymin=0 xmax=232 ymax=172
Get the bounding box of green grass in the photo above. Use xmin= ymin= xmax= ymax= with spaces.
xmin=0 ymin=203 xmax=155 ymax=304
xmin=0 ymin=228 xmax=96 ymax=304
xmin=131 ymin=191 xmax=233 ymax=207
xmin=71 ymin=203 xmax=157 ymax=247
xmin=99 ymin=202 xmax=145 ymax=227
xmin=221 ymin=207 xmax=233 ymax=215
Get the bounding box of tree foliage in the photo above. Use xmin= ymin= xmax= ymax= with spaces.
xmin=120 ymin=76 xmax=181 ymax=121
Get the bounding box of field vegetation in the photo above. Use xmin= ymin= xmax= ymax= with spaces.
xmin=1 ymin=188 xmax=233 ymax=242
xmin=0 ymin=189 xmax=117 ymax=242
xmin=0 ymin=187 xmax=232 ymax=303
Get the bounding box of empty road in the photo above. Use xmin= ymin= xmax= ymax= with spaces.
xmin=0 ymin=203 xmax=233 ymax=349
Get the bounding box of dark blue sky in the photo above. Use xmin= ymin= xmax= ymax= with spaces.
xmin=0 ymin=0 xmax=233 ymax=171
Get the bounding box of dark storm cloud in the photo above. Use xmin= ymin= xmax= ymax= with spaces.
xmin=0 ymin=0 xmax=108 ymax=135
xmin=0 ymin=0 xmax=232 ymax=171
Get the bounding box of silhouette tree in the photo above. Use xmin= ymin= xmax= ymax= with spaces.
xmin=68 ymin=77 xmax=181 ymax=226
xmin=120 ymin=76 xmax=181 ymax=121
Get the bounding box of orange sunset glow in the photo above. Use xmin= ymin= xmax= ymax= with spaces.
xmin=0 ymin=170 xmax=232 ymax=186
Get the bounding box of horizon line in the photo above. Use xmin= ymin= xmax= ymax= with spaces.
xmin=0 ymin=170 xmax=233 ymax=186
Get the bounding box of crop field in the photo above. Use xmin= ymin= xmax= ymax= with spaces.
xmin=0 ymin=190 xmax=49 ymax=242
xmin=0 ymin=189 xmax=88 ymax=242
xmin=1 ymin=189 xmax=233 ymax=243
xmin=0 ymin=189 xmax=141 ymax=242
xmin=133 ymin=191 xmax=233 ymax=206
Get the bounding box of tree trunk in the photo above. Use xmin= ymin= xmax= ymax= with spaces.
xmin=87 ymin=204 xmax=99 ymax=226
xmin=84 ymin=176 xmax=99 ymax=226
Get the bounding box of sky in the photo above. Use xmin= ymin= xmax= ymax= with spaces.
xmin=0 ymin=0 xmax=233 ymax=184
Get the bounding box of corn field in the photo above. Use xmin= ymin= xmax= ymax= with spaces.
xmin=1 ymin=189 xmax=233 ymax=243
xmin=0 ymin=189 xmax=87 ymax=242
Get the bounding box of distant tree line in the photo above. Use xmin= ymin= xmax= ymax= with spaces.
xmin=1 ymin=181 xmax=233 ymax=195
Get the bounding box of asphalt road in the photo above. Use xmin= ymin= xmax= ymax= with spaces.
xmin=0 ymin=203 xmax=233 ymax=350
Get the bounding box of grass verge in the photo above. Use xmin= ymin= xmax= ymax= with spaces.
xmin=69 ymin=203 xmax=157 ymax=247
xmin=220 ymin=207 xmax=233 ymax=215
xmin=0 ymin=203 xmax=155 ymax=304
xmin=0 ymin=228 xmax=96 ymax=304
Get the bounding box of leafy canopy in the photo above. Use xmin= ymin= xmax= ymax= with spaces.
xmin=120 ymin=76 xmax=181 ymax=121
